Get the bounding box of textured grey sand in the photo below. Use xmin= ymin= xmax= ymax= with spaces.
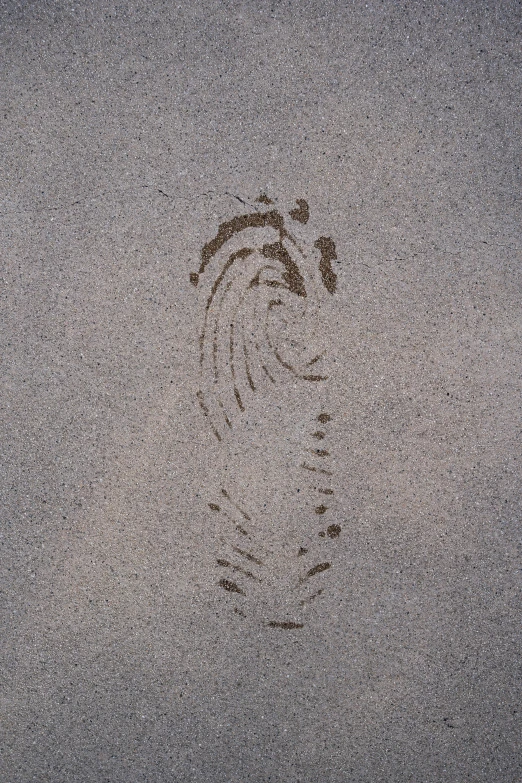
xmin=1 ymin=1 xmax=521 ymax=781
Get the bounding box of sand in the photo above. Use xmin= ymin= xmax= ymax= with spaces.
xmin=1 ymin=1 xmax=521 ymax=780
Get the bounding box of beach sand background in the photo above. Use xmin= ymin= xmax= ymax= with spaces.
xmin=1 ymin=1 xmax=521 ymax=781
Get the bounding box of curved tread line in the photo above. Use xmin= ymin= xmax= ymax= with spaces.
xmin=231 ymin=545 xmax=264 ymax=567
xmin=200 ymin=247 xmax=253 ymax=366
xmin=221 ymin=488 xmax=252 ymax=521
xmin=216 ymin=558 xmax=262 ymax=583
xmin=198 ymin=211 xmax=290 ymax=277
xmin=218 ymin=400 xmax=233 ymax=429
xmin=211 ymin=278 xmax=234 ymax=382
xmin=264 ymin=300 xmax=328 ymax=382
xmin=261 ymin=241 xmax=307 ymax=298
xmin=196 ymin=390 xmax=221 ymax=442
xmin=242 ymin=328 xmax=256 ymax=392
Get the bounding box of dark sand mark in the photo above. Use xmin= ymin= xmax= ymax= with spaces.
xmin=248 ymin=263 xmax=280 ymax=290
xmin=218 ymin=400 xmax=233 ymax=429
xmin=301 ymin=462 xmax=333 ymax=476
xmin=242 ymin=334 xmax=256 ymax=391
xmin=327 ymin=524 xmax=341 ymax=539
xmin=203 ymin=248 xmax=253 ymax=333
xmin=197 ymin=250 xmax=252 ymax=435
xmin=233 ymin=386 xmax=245 ymax=412
xmin=265 ymin=302 xmax=328 ymax=382
xmin=231 ymin=545 xmax=264 ymax=566
xmin=221 ymin=489 xmax=251 ymax=521
xmin=217 ymin=559 xmax=261 ymax=582
xmin=305 ymin=562 xmax=331 ymax=579
xmin=196 ymin=390 xmax=221 ymax=442
xmin=212 ymin=279 xmax=234 ymax=381
xmin=198 ymin=212 xmax=287 ymax=276
xmin=261 ymin=364 xmax=276 ymax=383
xmin=211 ymin=505 xmax=252 ymax=541
xmin=300 ymin=589 xmax=323 ymax=606
xmin=267 ymin=621 xmax=304 ymax=629
xmin=195 ymin=205 xmax=340 ymax=624
xmin=230 ymin=315 xmax=246 ymax=412
xmin=289 ymin=199 xmax=310 ymax=224
xmin=314 ymin=236 xmax=338 ymax=294
xmin=230 ymin=320 xmax=237 ymax=381
xmin=261 ymin=242 xmax=307 ymax=298
xmin=317 ymin=413 xmax=331 ymax=423
xmin=219 ymin=579 xmax=245 ymax=595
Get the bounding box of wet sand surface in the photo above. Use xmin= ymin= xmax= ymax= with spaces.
xmin=1 ymin=2 xmax=521 ymax=781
